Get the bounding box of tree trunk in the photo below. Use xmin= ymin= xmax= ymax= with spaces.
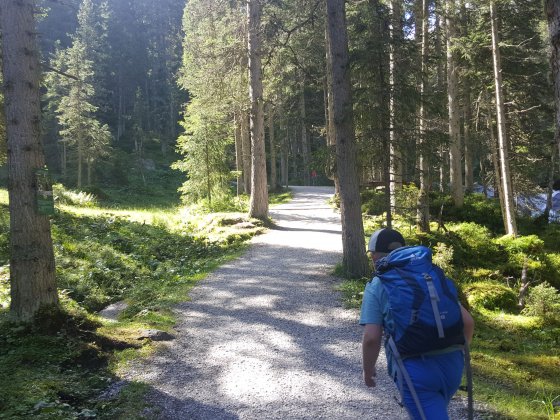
xmin=447 ymin=0 xmax=463 ymax=207
xmin=234 ymin=112 xmax=244 ymax=195
xmin=326 ymin=0 xmax=368 ymax=278
xmin=490 ymin=1 xmax=517 ymax=236
xmin=0 ymin=0 xmax=58 ymax=321
xmin=389 ymin=0 xmax=403 ymax=212
xmin=490 ymin=118 xmax=506 ymax=228
xmin=543 ymin=144 xmax=556 ymax=221
xmin=242 ymin=110 xmax=251 ymax=194
xmin=300 ymin=79 xmax=311 ymax=186
xmin=325 ymin=23 xmax=340 ymax=195
xmin=546 ymin=0 xmax=560 ymax=162
xmin=268 ymin=105 xmax=278 ymax=192
xmin=247 ymin=0 xmax=268 ymax=219
xmin=280 ymin=122 xmax=289 ymax=188
xmin=464 ymin=86 xmax=474 ymax=192
xmin=417 ymin=0 xmax=430 ymax=232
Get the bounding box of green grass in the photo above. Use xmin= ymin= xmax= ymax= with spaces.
xmin=0 ymin=185 xmax=272 ymax=418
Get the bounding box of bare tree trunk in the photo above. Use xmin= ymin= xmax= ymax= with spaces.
xmin=325 ymin=23 xmax=340 ymax=195
xmin=280 ymin=122 xmax=289 ymax=188
xmin=234 ymin=112 xmax=244 ymax=195
xmin=77 ymin=141 xmax=83 ymax=188
xmin=464 ymin=86 xmax=474 ymax=191
xmin=417 ymin=0 xmax=430 ymax=232
xmin=326 ymin=0 xmax=368 ymax=278
xmin=389 ymin=0 xmax=403 ymax=211
xmin=490 ymin=1 xmax=517 ymax=236
xmin=300 ymin=79 xmax=310 ymax=186
xmin=447 ymin=0 xmax=463 ymax=207
xmin=490 ymin=119 xmax=506 ymax=227
xmin=546 ymin=0 xmax=560 ymax=160
xmin=1 ymin=0 xmax=58 ymax=321
xmin=268 ymin=105 xmax=278 ymax=192
xmin=242 ymin=110 xmax=251 ymax=194
xmin=247 ymin=0 xmax=268 ymax=219
xmin=543 ymin=144 xmax=556 ymax=220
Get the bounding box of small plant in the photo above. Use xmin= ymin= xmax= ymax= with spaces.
xmin=532 ymin=388 xmax=560 ymax=419
xmin=522 ymin=282 xmax=560 ymax=323
xmin=432 ymin=242 xmax=454 ymax=273
xmin=53 ymin=184 xmax=98 ymax=207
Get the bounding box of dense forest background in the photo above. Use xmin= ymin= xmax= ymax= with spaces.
xmin=1 ymin=0 xmax=557 ymax=219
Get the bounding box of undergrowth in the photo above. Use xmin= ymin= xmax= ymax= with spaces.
xmin=339 ymin=189 xmax=560 ymax=420
xmin=0 ymin=184 xmax=290 ymax=418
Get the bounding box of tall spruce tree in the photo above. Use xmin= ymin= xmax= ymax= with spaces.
xmin=326 ymin=0 xmax=368 ymax=278
xmin=1 ymin=0 xmax=58 ymax=321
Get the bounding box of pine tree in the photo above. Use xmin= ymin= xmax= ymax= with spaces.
xmin=326 ymin=0 xmax=369 ymax=278
xmin=0 ymin=0 xmax=58 ymax=321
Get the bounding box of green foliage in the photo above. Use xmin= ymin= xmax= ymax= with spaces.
xmin=435 ymin=193 xmax=505 ymax=233
xmin=395 ymin=183 xmax=420 ymax=223
xmin=522 ymin=282 xmax=560 ymax=323
xmin=53 ymin=183 xmax=98 ymax=207
xmin=0 ymin=186 xmax=260 ymax=417
xmin=494 ymin=234 xmax=546 ymax=280
xmin=432 ymin=242 xmax=454 ymax=273
xmin=449 ymin=222 xmax=503 ymax=267
xmin=464 ymin=281 xmax=519 ymax=312
xmin=361 ymin=189 xmax=386 ymax=215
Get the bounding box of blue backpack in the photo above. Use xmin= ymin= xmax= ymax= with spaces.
xmin=375 ymin=245 xmax=465 ymax=358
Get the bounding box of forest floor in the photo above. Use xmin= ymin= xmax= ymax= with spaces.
xmin=123 ymin=186 xmax=474 ymax=419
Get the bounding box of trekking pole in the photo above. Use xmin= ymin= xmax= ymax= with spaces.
xmin=464 ymin=343 xmax=474 ymax=420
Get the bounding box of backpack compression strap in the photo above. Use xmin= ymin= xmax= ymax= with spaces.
xmin=387 ymin=336 xmax=428 ymax=420
xmin=393 ymin=268 xmax=445 ymax=338
xmin=423 ymin=273 xmax=445 ymax=338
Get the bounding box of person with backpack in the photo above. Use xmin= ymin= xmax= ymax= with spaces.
xmin=360 ymin=228 xmax=474 ymax=420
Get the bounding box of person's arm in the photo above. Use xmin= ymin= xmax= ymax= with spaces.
xmin=362 ymin=324 xmax=383 ymax=387
xmin=460 ymin=304 xmax=474 ymax=345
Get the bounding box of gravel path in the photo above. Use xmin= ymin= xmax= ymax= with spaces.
xmin=126 ymin=186 xmax=473 ymax=419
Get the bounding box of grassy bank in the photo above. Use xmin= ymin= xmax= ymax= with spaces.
xmin=0 ymin=186 xmax=290 ymax=418
xmin=338 ymin=191 xmax=560 ymax=420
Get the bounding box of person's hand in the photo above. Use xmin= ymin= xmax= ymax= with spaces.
xmin=363 ymin=366 xmax=376 ymax=387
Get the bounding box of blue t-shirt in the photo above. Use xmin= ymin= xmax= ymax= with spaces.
xmin=359 ymin=277 xmax=389 ymax=326
xmin=359 ymin=277 xmax=397 ymax=378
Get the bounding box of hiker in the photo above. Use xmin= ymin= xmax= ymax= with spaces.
xmin=360 ymin=228 xmax=474 ymax=420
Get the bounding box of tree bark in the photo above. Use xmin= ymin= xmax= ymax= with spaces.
xmin=447 ymin=0 xmax=463 ymax=207
xmin=463 ymin=86 xmax=474 ymax=192
xmin=242 ymin=110 xmax=252 ymax=194
xmin=417 ymin=0 xmax=431 ymax=232
xmin=326 ymin=0 xmax=368 ymax=278
xmin=389 ymin=0 xmax=403 ymax=212
xmin=247 ymin=0 xmax=268 ymax=219
xmin=234 ymin=112 xmax=244 ymax=195
xmin=490 ymin=1 xmax=517 ymax=236
xmin=546 ymin=0 xmax=560 ymax=162
xmin=0 ymin=0 xmax=58 ymax=321
xmin=268 ymin=104 xmax=278 ymax=192
xmin=325 ymin=23 xmax=340 ymax=195
xmin=300 ymin=79 xmax=310 ymax=186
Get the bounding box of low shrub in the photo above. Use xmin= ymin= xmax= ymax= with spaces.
xmin=361 ymin=189 xmax=386 ymax=216
xmin=53 ymin=184 xmax=98 ymax=207
xmin=448 ymin=222 xmax=503 ymax=267
xmin=464 ymin=281 xmax=518 ymax=312
xmin=494 ymin=234 xmax=546 ymax=279
xmin=521 ymin=282 xmax=560 ymax=323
